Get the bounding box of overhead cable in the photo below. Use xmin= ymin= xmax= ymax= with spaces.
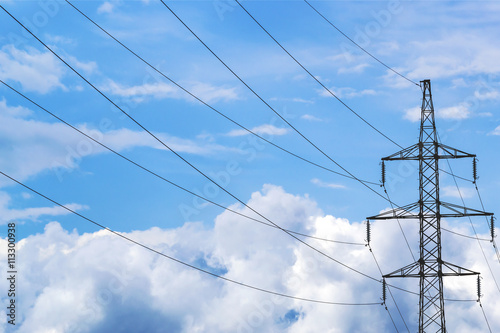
xmin=0 ymin=170 xmax=380 ymax=306
xmin=303 ymin=0 xmax=419 ymax=87
xmin=0 ymin=79 xmax=364 ymax=247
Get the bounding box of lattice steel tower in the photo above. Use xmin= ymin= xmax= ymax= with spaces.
xmin=367 ymin=79 xmax=493 ymax=332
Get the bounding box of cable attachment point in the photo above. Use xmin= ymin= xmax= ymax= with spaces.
xmin=473 ymin=158 xmax=478 ymax=183
xmin=366 ymin=220 xmax=371 ymax=246
xmin=382 ymin=278 xmax=387 ymax=305
xmin=381 ymin=161 xmax=386 ymax=187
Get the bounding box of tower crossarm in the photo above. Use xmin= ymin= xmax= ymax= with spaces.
xmin=440 ymin=201 xmax=493 ymax=218
xmin=383 ymin=260 xmax=479 ymax=279
xmin=381 ymin=142 xmax=475 ymax=161
xmin=366 ymin=202 xmax=420 ymax=220
xmin=381 ymin=143 xmax=420 ymax=161
xmin=436 ymin=143 xmax=476 ymax=159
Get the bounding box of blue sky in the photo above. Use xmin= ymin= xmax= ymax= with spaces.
xmin=0 ymin=0 xmax=499 ymax=332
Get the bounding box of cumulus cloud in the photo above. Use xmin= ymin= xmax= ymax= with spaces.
xmin=1 ymin=185 xmax=497 ymax=332
xmin=226 ymin=124 xmax=289 ymax=137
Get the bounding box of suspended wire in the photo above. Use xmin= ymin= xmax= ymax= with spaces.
xmin=0 ymin=0 xmax=484 ymax=305
xmin=302 ymin=0 xmax=419 ymax=87
xmin=233 ymin=0 xmax=402 ymax=149
xmin=64 ymin=0 xmax=379 ymax=187
xmin=0 ymin=5 xmax=394 ymax=287
xmin=442 ymin=226 xmax=491 ymax=242
xmin=382 ymin=187 xmax=416 ymax=261
xmin=474 ymin=183 xmax=500 ymax=264
xmin=436 ymin=134 xmax=500 ymax=294
xmin=368 ymin=245 xmax=409 ymax=333
xmin=157 ymin=1 xmax=400 ymax=207
xmin=0 ymin=79 xmax=364 ymax=247
xmin=479 ymin=300 xmax=494 ymax=333
xmin=440 ymin=168 xmax=474 ymax=183
xmin=0 ymin=170 xmax=379 ymax=306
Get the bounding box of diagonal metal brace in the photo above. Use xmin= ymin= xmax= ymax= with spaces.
xmin=383 ymin=260 xmax=479 ymax=279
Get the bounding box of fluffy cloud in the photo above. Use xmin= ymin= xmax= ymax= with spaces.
xmin=1 ymin=185 xmax=498 ymax=332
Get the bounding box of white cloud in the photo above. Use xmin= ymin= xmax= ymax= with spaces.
xmin=97 ymin=2 xmax=115 ymax=14
xmin=441 ymin=186 xmax=475 ymax=199
xmin=490 ymin=125 xmax=500 ymax=135
xmin=0 ymin=191 xmax=87 ymax=224
xmin=406 ymin=34 xmax=500 ymax=79
xmin=310 ymin=178 xmax=346 ymax=189
xmin=474 ymin=89 xmax=500 ymax=101
xmin=404 ymin=106 xmax=421 ymax=122
xmin=404 ymin=104 xmax=471 ymax=122
xmin=102 ymin=80 xmax=239 ymax=104
xmin=0 ymin=45 xmax=66 ymax=94
xmin=0 ymin=185 xmax=497 ymax=332
xmin=300 ymin=114 xmax=322 ymax=122
xmin=337 ymin=63 xmax=370 ymax=74
xmin=0 ymin=99 xmax=234 ymax=186
xmin=439 ymin=104 xmax=471 ymax=120
xmin=226 ymin=124 xmax=289 ymax=137
xmin=320 ymin=86 xmax=376 ymax=99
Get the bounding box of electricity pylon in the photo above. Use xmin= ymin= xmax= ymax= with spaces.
xmin=367 ymin=79 xmax=493 ymax=332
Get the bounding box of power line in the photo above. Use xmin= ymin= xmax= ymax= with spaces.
xmin=303 ymin=0 xmax=420 ymax=87
xmin=437 ymin=134 xmax=500 ymax=294
xmin=234 ymin=0 xmax=402 ymax=148
xmin=0 ymin=170 xmax=380 ymax=306
xmin=64 ymin=0 xmax=379 ymax=187
xmin=0 ymin=4 xmax=387 ymax=286
xmin=158 ymin=0 xmax=398 ymax=206
xmin=0 ymin=79 xmax=364 ymax=247
xmin=368 ymin=245 xmax=409 ymax=333
xmin=237 ymin=0 xmax=473 ymax=186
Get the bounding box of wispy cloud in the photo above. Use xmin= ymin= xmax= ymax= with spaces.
xmin=310 ymin=178 xmax=346 ymax=189
xmin=441 ymin=186 xmax=475 ymax=199
xmin=0 ymin=191 xmax=87 ymax=224
xmin=0 ymin=99 xmax=234 ymax=185
xmin=97 ymin=1 xmax=115 ymax=14
xmin=301 ymin=114 xmax=322 ymax=122
xmin=404 ymin=104 xmax=471 ymax=122
xmin=0 ymin=45 xmax=66 ymax=94
xmin=226 ymin=124 xmax=289 ymax=137
xmin=102 ymin=80 xmax=239 ymax=104
xmin=489 ymin=125 xmax=500 ymax=135
xmin=320 ymin=86 xmax=376 ymax=99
